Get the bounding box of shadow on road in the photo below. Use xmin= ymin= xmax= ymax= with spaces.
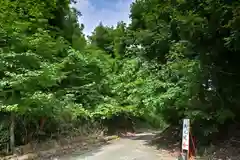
xmin=117 ymin=126 xmax=181 ymax=159
xmin=125 ymin=126 xmax=240 ymax=160
xmin=60 ymin=143 xmax=107 ymax=160
xmin=40 ymin=140 xmax=112 ymax=160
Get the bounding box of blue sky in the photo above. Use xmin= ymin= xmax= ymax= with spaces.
xmin=72 ymin=0 xmax=134 ymax=36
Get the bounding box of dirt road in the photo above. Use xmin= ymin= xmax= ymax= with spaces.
xmin=55 ymin=132 xmax=176 ymax=160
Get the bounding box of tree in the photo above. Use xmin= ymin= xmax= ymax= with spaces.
xmin=0 ymin=0 xmax=86 ymax=148
xmin=128 ymin=0 xmax=240 ymax=141
xmin=89 ymin=23 xmax=114 ymax=56
xmin=1 ymin=0 xmax=240 ymax=153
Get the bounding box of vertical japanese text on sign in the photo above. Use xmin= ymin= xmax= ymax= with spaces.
xmin=182 ymin=119 xmax=190 ymax=151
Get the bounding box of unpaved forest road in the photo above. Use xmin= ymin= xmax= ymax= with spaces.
xmin=56 ymin=132 xmax=176 ymax=160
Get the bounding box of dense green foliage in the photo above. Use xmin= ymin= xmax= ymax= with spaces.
xmin=1 ymin=0 xmax=240 ymax=152
xmin=89 ymin=21 xmax=128 ymax=57
xmin=129 ymin=0 xmax=240 ymax=140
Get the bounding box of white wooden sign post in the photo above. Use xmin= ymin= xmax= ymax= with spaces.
xmin=181 ymin=119 xmax=190 ymax=160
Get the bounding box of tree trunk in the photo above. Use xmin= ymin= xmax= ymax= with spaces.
xmin=10 ymin=112 xmax=15 ymax=153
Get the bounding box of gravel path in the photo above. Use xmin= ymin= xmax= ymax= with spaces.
xmin=56 ymin=133 xmax=176 ymax=160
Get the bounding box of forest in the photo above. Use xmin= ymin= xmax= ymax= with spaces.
xmin=1 ymin=0 xmax=240 ymax=155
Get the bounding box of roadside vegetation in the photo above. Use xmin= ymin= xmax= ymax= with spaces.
xmin=1 ymin=0 xmax=240 ymax=158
